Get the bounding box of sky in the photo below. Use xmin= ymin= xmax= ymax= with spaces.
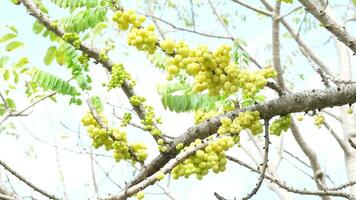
xmin=0 ymin=0 xmax=355 ymax=200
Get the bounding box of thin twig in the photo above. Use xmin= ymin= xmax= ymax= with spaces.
xmin=240 ymin=120 xmax=270 ymax=199
xmin=0 ymin=160 xmax=61 ymax=200
xmin=227 ymin=155 xmax=356 ymax=200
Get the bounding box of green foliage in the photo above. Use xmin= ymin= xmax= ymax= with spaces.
xmin=50 ymin=0 xmax=99 ymax=11
xmin=157 ymin=81 xmax=227 ymax=112
xmin=32 ymin=21 xmax=59 ymax=42
xmin=0 ymin=33 xmax=17 ymax=43
xmin=44 ymin=46 xmax=57 ymax=65
xmin=5 ymin=41 xmax=23 ymax=52
xmin=31 ymin=68 xmax=78 ymax=96
xmin=60 ymin=8 xmax=107 ymax=33
xmin=149 ymin=51 xmax=167 ymax=70
xmin=232 ymin=41 xmax=249 ymax=67
xmin=281 ymin=0 xmax=293 ymax=3
xmin=90 ymin=96 xmax=103 ymax=112
xmin=54 ymin=42 xmax=92 ymax=90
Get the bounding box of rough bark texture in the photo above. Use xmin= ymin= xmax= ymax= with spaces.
xmin=298 ymin=0 xmax=356 ymax=54
xmin=127 ymin=84 xmax=356 ymax=188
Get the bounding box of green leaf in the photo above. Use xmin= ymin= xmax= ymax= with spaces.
xmin=5 ymin=41 xmax=24 ymax=52
xmin=5 ymin=98 xmax=16 ymax=109
xmin=14 ymin=57 xmax=29 ymax=68
xmin=3 ymin=69 xmax=10 ymax=81
xmin=0 ymin=33 xmax=17 ymax=43
xmin=353 ymin=0 xmax=356 ymax=7
xmin=0 ymin=56 xmax=9 ymax=68
xmin=90 ymin=96 xmax=103 ymax=111
xmin=33 ymin=21 xmax=45 ymax=34
xmin=44 ymin=46 xmax=57 ymax=65
xmin=13 ymin=71 xmax=19 ymax=84
xmin=31 ymin=68 xmax=78 ymax=96
xmin=60 ymin=8 xmax=107 ymax=33
xmin=50 ymin=0 xmax=99 ymax=11
xmin=6 ymin=25 xmax=18 ymax=34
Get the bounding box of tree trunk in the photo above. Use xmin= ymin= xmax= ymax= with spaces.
xmin=336 ymin=39 xmax=356 ymax=195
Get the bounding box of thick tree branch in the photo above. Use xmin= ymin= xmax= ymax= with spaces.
xmin=297 ymin=0 xmax=356 ymax=54
xmin=126 ymin=84 xmax=356 ymax=189
xmin=103 ymin=136 xmax=217 ymax=200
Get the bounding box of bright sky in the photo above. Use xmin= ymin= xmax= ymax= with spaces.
xmin=0 ymin=0 xmax=355 ymax=200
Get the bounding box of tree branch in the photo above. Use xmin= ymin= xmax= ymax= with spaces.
xmin=0 ymin=159 xmax=60 ymax=200
xmin=227 ymin=155 xmax=356 ymax=200
xmin=19 ymin=0 xmax=167 ymax=145
xmin=297 ymin=0 xmax=356 ymax=54
xmin=215 ymin=120 xmax=270 ymax=200
xmin=323 ymin=120 xmax=350 ymax=155
xmin=103 ymin=136 xmax=218 ymax=200
xmin=126 ymin=83 xmax=356 ymax=189
xmin=232 ymin=0 xmax=337 ymax=79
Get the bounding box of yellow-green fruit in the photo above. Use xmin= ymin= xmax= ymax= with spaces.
xmin=155 ymin=171 xmax=165 ymax=180
xmin=347 ymin=108 xmax=353 ymax=114
xmin=297 ymin=115 xmax=304 ymax=121
xmin=136 ymin=191 xmax=144 ymax=200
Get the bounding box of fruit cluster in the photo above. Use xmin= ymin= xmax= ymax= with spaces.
xmin=121 ymin=112 xmax=132 ymax=127
xmin=171 ymin=137 xmax=234 ymax=180
xmin=269 ymin=115 xmax=291 ymax=136
xmin=62 ymin=33 xmax=81 ymax=49
xmin=81 ymin=111 xmax=112 ymax=149
xmin=130 ymin=95 xmax=146 ymax=106
xmin=194 ymin=109 xmax=220 ymax=125
xmin=112 ymin=10 xmax=158 ymax=54
xmin=108 ymin=63 xmax=130 ymax=89
xmin=78 ymin=54 xmax=89 ymax=70
xmin=314 ymin=113 xmax=325 ymax=128
xmin=81 ymin=112 xmax=147 ymax=163
xmin=157 ymin=138 xmax=168 ymax=152
xmin=112 ymin=9 xmax=146 ymax=30
xmin=160 ymin=38 xmax=277 ymax=96
xmin=127 ymin=25 xmax=158 ymax=54
xmin=218 ymin=111 xmax=263 ymax=136
xmin=99 ymin=51 xmax=109 ymax=62
xmin=129 ymin=142 xmax=148 ymax=161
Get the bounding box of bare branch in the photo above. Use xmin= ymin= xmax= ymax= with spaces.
xmin=272 ymin=0 xmax=285 ymax=90
xmin=0 ymin=159 xmax=61 ymax=200
xmin=239 ymin=120 xmax=271 ymax=200
xmin=323 ymin=121 xmax=350 ymax=155
xmin=297 ymin=0 xmax=356 ymax=54
xmin=348 ymin=138 xmax=356 ymax=149
xmin=227 ymin=155 xmax=356 ymax=200
xmin=232 ymin=0 xmax=337 ymax=79
xmin=0 ymin=193 xmax=18 ymax=200
xmin=231 ymin=0 xmax=272 ymax=16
